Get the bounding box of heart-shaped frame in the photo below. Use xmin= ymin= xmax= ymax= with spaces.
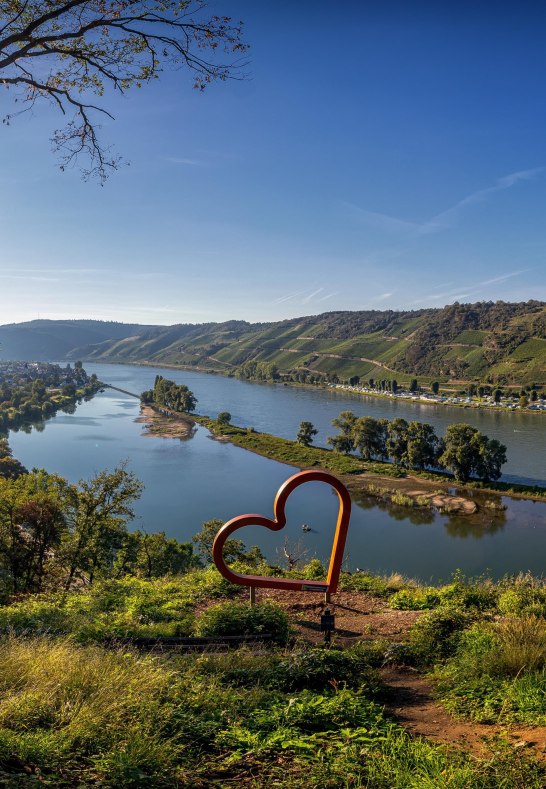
xmin=212 ymin=470 xmax=351 ymax=593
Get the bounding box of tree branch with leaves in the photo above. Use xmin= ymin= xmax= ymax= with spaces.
xmin=0 ymin=0 xmax=248 ymax=180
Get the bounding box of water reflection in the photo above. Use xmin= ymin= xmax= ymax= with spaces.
xmin=351 ymin=491 xmax=436 ymax=525
xmin=350 ymin=487 xmax=508 ymax=536
xmin=444 ymin=513 xmax=506 ymax=539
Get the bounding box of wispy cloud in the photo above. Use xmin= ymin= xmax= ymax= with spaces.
xmin=344 ymin=205 xmax=417 ymax=234
xmin=163 ymin=157 xmax=203 ymax=167
xmin=317 ymin=291 xmax=339 ymax=302
xmin=479 ymin=270 xmax=527 ymax=286
xmin=0 ymin=267 xmax=102 ymax=275
xmin=346 ymin=167 xmax=544 ymax=237
xmin=123 ymin=306 xmax=179 ymax=314
xmin=0 ymin=274 xmax=60 ymax=282
xmin=302 ymin=287 xmax=324 ymax=304
xmin=412 ymin=269 xmax=528 ymax=305
xmin=272 ymin=288 xmax=309 ymax=305
xmin=273 ymin=286 xmax=336 ymax=306
xmin=374 ymin=292 xmax=393 ymax=301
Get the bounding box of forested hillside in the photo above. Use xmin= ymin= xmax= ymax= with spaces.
xmin=2 ymin=302 xmax=545 ymax=386
xmin=78 ymin=301 xmax=545 ymax=387
xmin=0 ymin=320 xmax=157 ymax=361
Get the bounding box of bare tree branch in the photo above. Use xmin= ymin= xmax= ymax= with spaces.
xmin=0 ymin=0 xmax=249 ymax=180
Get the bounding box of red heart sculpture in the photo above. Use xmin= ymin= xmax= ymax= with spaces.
xmin=212 ymin=470 xmax=351 ymax=593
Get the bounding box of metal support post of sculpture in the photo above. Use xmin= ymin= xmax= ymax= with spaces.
xmin=212 ymin=469 xmax=351 ymax=594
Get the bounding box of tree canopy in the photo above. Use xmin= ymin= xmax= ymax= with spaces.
xmin=0 ymin=0 xmax=248 ymax=179
xmin=149 ymin=375 xmax=197 ymax=412
xmin=296 ymin=421 xmax=318 ymax=447
xmin=439 ymin=424 xmax=507 ymax=482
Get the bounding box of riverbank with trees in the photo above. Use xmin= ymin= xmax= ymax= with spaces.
xmin=121 ymin=355 xmax=546 ymax=416
xmin=139 ymin=404 xmax=546 ymax=516
xmin=0 ymin=361 xmax=101 ymax=434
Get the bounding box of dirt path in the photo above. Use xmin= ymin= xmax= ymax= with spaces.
xmin=380 ymin=666 xmax=546 ymax=759
xmin=250 ymin=588 xmax=546 ymax=759
xmin=256 ymin=588 xmax=422 ymax=644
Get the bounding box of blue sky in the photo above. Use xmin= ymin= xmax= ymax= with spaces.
xmin=1 ymin=0 xmax=545 ymax=325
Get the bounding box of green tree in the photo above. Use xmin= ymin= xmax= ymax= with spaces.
xmin=0 ymin=1 xmax=248 ymax=180
xmin=438 ymin=424 xmax=478 ymax=481
xmin=31 ymin=379 xmax=46 ymax=399
xmin=296 ymin=421 xmax=318 ymax=447
xmin=62 ymin=383 xmax=77 ymax=397
xmin=352 ymin=416 xmax=386 ymax=461
xmin=386 ymin=418 xmax=409 ymax=467
xmin=63 ymin=466 xmax=143 ymax=588
xmin=406 ymin=421 xmax=439 ymax=470
xmin=431 ymin=381 xmax=440 ymax=395
xmin=409 ymin=379 xmax=419 ymax=393
xmin=0 ymin=437 xmax=27 ymax=479
xmin=0 ymin=470 xmax=68 ymax=594
xmin=153 ymin=377 xmax=197 ymax=412
xmin=493 ymin=389 xmax=502 ymax=403
xmin=191 ymin=519 xmax=264 ymax=566
xmin=327 ymin=411 xmax=356 ymax=454
xmin=115 ymin=531 xmax=198 ymax=578
xmin=217 ymin=411 xmax=231 ymax=426
xmin=474 ymin=437 xmax=507 ymax=482
xmin=438 ymin=424 xmax=507 ymax=482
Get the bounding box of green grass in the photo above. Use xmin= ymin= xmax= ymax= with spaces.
xmin=2 ymin=567 xmax=546 ymax=783
xmin=196 ymin=418 xmax=370 ymax=474
xmin=194 ymin=416 xmax=546 ymax=500
xmin=433 ymin=619 xmax=546 ymax=725
xmin=0 ymin=572 xmax=242 ymax=641
xmin=396 ymin=574 xmax=546 ymax=728
xmin=0 ymin=634 xmax=544 ymax=787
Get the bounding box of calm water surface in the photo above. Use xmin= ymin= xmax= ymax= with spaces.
xmin=86 ymin=362 xmax=545 ymax=486
xmin=8 ymin=363 xmax=546 ymax=582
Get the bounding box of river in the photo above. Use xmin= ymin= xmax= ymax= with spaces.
xmin=8 ymin=362 xmax=546 ymax=582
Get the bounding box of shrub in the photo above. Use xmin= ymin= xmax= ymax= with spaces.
xmin=390 ymin=588 xmax=440 ymax=610
xmin=294 ymin=558 xmax=326 ymax=580
xmin=271 ymin=688 xmax=390 ymax=734
xmin=185 ymin=565 xmax=242 ymax=600
xmin=494 ymin=616 xmax=546 ymax=675
xmin=340 ymin=572 xmax=390 ymax=596
xmin=498 ymin=587 xmax=546 ymax=617
xmin=270 ymin=645 xmax=382 ymax=692
xmin=438 ymin=580 xmax=498 ymax=611
xmin=195 ymin=602 xmax=290 ymax=645
xmin=409 ymin=605 xmax=475 ymax=664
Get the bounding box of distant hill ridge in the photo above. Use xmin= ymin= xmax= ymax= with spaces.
xmin=0 ymin=320 xmax=158 ymax=362
xmin=1 ymin=302 xmax=545 ymax=386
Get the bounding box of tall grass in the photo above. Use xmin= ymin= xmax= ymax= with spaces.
xmin=0 ymin=636 xmax=181 ymax=785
